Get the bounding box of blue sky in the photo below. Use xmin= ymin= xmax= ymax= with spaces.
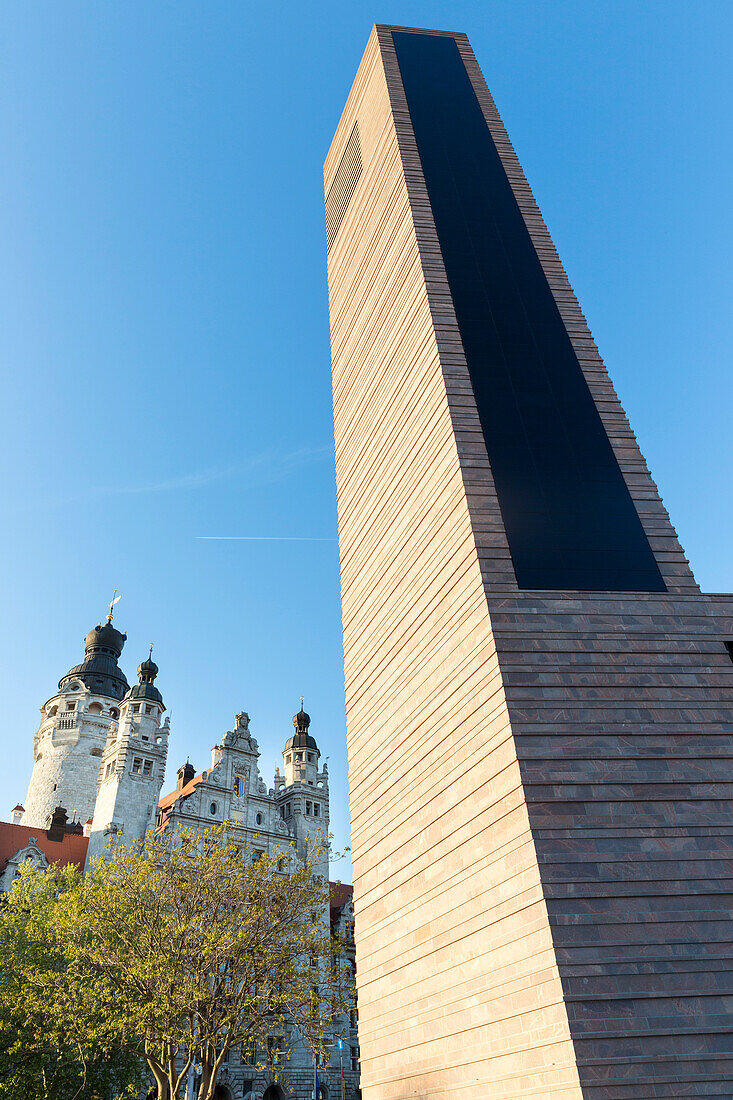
xmin=1 ymin=1 xmax=731 ymax=869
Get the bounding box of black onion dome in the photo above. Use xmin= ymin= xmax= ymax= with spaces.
xmin=84 ymin=622 xmax=126 ymax=657
xmin=285 ymin=704 xmax=318 ymax=751
xmin=58 ymin=621 xmax=129 ymax=699
xmin=124 ymin=651 xmax=164 ymax=708
xmin=138 ymin=656 xmax=159 ymax=679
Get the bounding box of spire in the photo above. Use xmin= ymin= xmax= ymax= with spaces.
xmin=106 ymin=590 xmax=122 ymax=624
xmin=123 ymin=648 xmax=164 ymax=708
xmin=286 ymin=701 xmax=318 ymax=751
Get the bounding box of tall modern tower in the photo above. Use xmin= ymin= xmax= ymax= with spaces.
xmin=324 ymin=26 xmax=733 ymax=1099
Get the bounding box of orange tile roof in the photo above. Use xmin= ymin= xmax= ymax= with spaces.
xmin=0 ymin=820 xmax=88 ymax=873
xmin=158 ymin=773 xmax=204 ymax=811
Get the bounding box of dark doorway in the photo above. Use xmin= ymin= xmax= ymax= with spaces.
xmin=213 ymin=1087 xmax=233 ymax=1100
xmin=263 ymin=1087 xmax=285 ymax=1100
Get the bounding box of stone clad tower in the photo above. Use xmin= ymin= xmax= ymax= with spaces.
xmin=325 ymin=26 xmax=733 ymax=1099
xmin=274 ymin=704 xmax=329 ymax=860
xmin=85 ymin=652 xmax=169 ymax=865
xmin=22 ymin=619 xmax=129 ymax=828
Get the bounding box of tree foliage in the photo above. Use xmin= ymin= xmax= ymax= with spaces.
xmin=0 ymin=863 xmax=145 ymax=1100
xmin=0 ymin=825 xmax=352 ymax=1100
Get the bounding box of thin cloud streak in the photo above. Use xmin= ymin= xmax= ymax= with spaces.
xmin=12 ymin=446 xmax=331 ymax=513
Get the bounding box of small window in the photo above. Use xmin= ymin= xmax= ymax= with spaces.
xmin=233 ymin=776 xmax=242 ymax=797
xmin=351 ymin=1047 xmax=359 ymax=1073
xmin=256 ymin=812 xmax=263 ymax=826
xmin=279 ymin=805 xmax=285 ymax=818
xmin=133 ymin=704 xmax=141 ymax=714
xmin=141 ymin=733 xmax=149 ymax=741
xmin=313 ymin=803 xmax=320 ymax=818
xmin=286 ymin=754 xmax=292 ymax=764
xmin=110 ymin=708 xmax=119 ymax=719
xmin=210 ymin=802 xmax=218 ymax=815
xmin=252 ymin=850 xmax=263 ymax=863
xmin=142 ymin=760 xmax=153 ymax=777
xmin=66 ymin=702 xmax=76 ymax=711
xmin=308 ymin=753 xmax=314 ymax=763
xmin=305 ymin=801 xmax=312 ymax=816
xmin=132 ymin=757 xmax=142 ymax=774
xmin=145 ymin=705 xmax=153 ymax=714
xmin=296 ymin=753 xmax=303 ymax=762
xmin=287 ymin=803 xmax=291 ymax=817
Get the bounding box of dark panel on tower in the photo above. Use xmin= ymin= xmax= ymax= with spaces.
xmin=392 ymin=31 xmax=665 ymax=593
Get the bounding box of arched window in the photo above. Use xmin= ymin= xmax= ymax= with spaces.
xmin=110 ymin=708 xmax=119 ymax=719
xmin=88 ymin=702 xmax=103 ymax=715
xmin=210 ymin=802 xmax=218 ymax=816
xmin=255 ymin=812 xmax=263 ymax=826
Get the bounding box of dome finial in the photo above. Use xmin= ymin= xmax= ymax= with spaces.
xmin=106 ymin=589 xmax=122 ymax=623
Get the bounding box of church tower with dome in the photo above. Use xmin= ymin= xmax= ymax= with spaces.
xmin=85 ymin=649 xmax=169 ymax=867
xmin=21 ymin=615 xmax=131 ymax=829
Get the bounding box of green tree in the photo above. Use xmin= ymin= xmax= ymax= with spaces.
xmin=0 ymin=863 xmax=145 ymax=1100
xmin=62 ymin=825 xmax=352 ymax=1100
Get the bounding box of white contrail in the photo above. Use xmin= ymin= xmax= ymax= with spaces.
xmin=196 ymin=536 xmax=337 ymax=541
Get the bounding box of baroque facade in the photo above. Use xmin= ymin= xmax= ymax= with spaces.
xmin=5 ymin=614 xmax=360 ymax=1100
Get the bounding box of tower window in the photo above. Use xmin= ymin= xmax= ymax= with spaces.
xmin=314 ymin=803 xmax=320 ymax=817
xmin=233 ymin=776 xmax=242 ymax=797
xmin=256 ymin=812 xmax=263 ymax=826
xmin=308 ymin=753 xmax=314 ymax=763
xmin=66 ymin=702 xmax=76 ymax=711
xmin=305 ymin=801 xmax=312 ymax=815
xmin=142 ymin=760 xmax=153 ymax=777
xmin=296 ymin=753 xmax=303 ymax=762
xmin=110 ymin=708 xmax=119 ymax=719
xmin=279 ymin=805 xmax=285 ymax=818
xmin=210 ymin=802 xmax=218 ymax=815
xmin=133 ymin=704 xmax=141 ymax=714
xmin=132 ymin=757 xmax=143 ymax=774
xmin=286 ymin=754 xmax=292 ymax=764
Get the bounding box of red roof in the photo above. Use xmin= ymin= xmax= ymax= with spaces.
xmin=158 ymin=773 xmax=204 ymax=811
xmin=0 ymin=820 xmax=88 ymax=873
xmin=329 ymin=881 xmax=353 ymax=916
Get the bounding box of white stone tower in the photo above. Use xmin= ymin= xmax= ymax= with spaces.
xmin=274 ymin=704 xmax=329 ymax=860
xmin=85 ymin=650 xmax=169 ymax=866
xmin=22 ymin=617 xmax=129 ymax=828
